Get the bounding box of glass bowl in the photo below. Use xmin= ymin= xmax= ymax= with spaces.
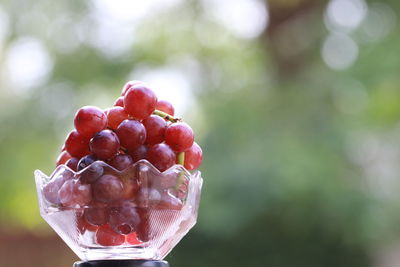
xmin=34 ymin=160 xmax=203 ymax=261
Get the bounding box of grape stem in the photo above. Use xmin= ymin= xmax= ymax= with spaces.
xmin=174 ymin=152 xmax=186 ymax=190
xmin=152 ymin=109 xmax=181 ymax=123
xmin=177 ymin=152 xmax=185 ymax=166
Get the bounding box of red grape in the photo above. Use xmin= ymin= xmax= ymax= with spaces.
xmin=106 ymin=107 xmax=129 ymax=130
xmin=59 ymin=179 xmax=92 ymax=208
xmin=74 ymin=106 xmax=107 ymax=138
xmin=153 ymin=172 xmax=178 ymax=189
xmin=126 ymin=232 xmax=140 ymax=245
xmin=65 ymin=130 xmax=90 ymax=158
xmin=79 ymin=162 xmax=104 ymax=184
xmin=116 ymin=120 xmax=146 ymax=150
xmin=183 ymin=142 xmax=203 ymax=170
xmin=124 ymin=84 xmax=157 ymax=120
xmin=95 ymin=224 xmax=125 ymax=246
xmin=43 ymin=173 xmax=72 ymax=204
xmin=142 ymin=115 xmax=166 ymax=145
xmin=66 ymin=157 xmax=79 ymax=172
xmin=56 ymin=151 xmax=71 ymax=166
xmin=109 ymin=154 xmax=134 ymax=171
xmin=93 ymin=174 xmax=124 ymax=203
xmin=147 ymin=144 xmax=176 ymax=172
xmin=121 ymin=80 xmax=145 ymax=96
xmin=84 ymin=207 xmax=110 ymax=226
xmin=109 ymin=202 xmax=140 ymax=235
xmin=90 ymin=130 xmax=120 ymax=160
xmin=156 ymin=100 xmax=174 ymax=116
xmin=165 ymin=122 xmax=194 ymax=152
xmin=128 ymin=145 xmax=148 ymax=162
xmin=114 ymin=97 xmax=124 ymax=107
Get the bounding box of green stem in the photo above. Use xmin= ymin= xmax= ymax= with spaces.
xmin=153 ymin=109 xmax=181 ymax=123
xmin=175 ymin=152 xmax=186 ymax=189
xmin=177 ymin=152 xmax=185 ymax=166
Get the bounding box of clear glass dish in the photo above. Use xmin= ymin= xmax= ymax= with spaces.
xmin=34 ymin=160 xmax=203 ymax=261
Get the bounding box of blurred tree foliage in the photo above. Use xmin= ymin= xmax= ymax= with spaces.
xmin=1 ymin=0 xmax=400 ymax=266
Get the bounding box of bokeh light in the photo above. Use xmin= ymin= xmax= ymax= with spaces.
xmin=325 ymin=0 xmax=368 ymax=32
xmin=0 ymin=4 xmax=9 ymax=47
xmin=129 ymin=65 xmax=194 ymax=115
xmin=203 ymin=0 xmax=269 ymax=39
xmin=360 ymin=2 xmax=397 ymax=42
xmin=3 ymin=37 xmax=53 ymax=93
xmin=322 ymin=32 xmax=358 ymax=70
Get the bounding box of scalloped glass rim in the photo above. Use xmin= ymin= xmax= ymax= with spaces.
xmin=35 ymin=159 xmax=196 ymax=184
xmin=34 ymin=160 xmax=203 ymax=261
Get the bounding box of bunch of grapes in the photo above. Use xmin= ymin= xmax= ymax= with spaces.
xmin=57 ymin=80 xmax=202 ymax=172
xmin=43 ymin=81 xmax=202 ymax=246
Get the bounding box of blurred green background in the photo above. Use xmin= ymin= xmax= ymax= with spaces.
xmin=1 ymin=0 xmax=400 ymax=266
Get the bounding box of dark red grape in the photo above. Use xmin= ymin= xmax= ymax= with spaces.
xmin=109 ymin=154 xmax=134 ymax=171
xmin=56 ymin=151 xmax=71 ymax=166
xmin=124 ymin=84 xmax=157 ymax=120
xmin=121 ymin=80 xmax=145 ymax=96
xmin=109 ymin=202 xmax=140 ymax=235
xmin=95 ymin=224 xmax=125 ymax=246
xmin=93 ymin=174 xmax=124 ymax=203
xmin=136 ymin=208 xmax=151 ymax=242
xmin=84 ymin=207 xmax=110 ymax=226
xmin=74 ymin=106 xmax=107 ymax=138
xmin=142 ymin=115 xmax=166 ymax=145
xmin=114 ymin=97 xmax=124 ymax=107
xmin=136 ymin=187 xmax=161 ymax=207
xmin=121 ymin=177 xmax=139 ymax=200
xmin=147 ymin=144 xmax=176 ymax=172
xmin=128 ymin=145 xmax=148 ymax=162
xmin=79 ymin=162 xmax=104 ymax=184
xmin=65 ymin=130 xmax=90 ymax=158
xmin=59 ymin=179 xmax=92 ymax=207
xmin=116 ymin=120 xmax=146 ymax=150
xmin=165 ymin=122 xmax=194 ymax=152
xmin=77 ymin=154 xmax=97 ymax=171
xmin=156 ymin=100 xmax=174 ymax=116
xmin=183 ymin=142 xmax=203 ymax=170
xmin=90 ymin=130 xmax=120 ymax=160
xmin=77 ymin=214 xmax=99 ymax=234
xmin=66 ymin=157 xmax=79 ymax=171
xmin=106 ymin=107 xmax=129 ymax=130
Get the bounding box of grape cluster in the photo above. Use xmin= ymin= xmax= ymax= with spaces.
xmin=45 ymin=81 xmax=202 ymax=246
xmin=58 ymin=80 xmax=202 ymax=172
